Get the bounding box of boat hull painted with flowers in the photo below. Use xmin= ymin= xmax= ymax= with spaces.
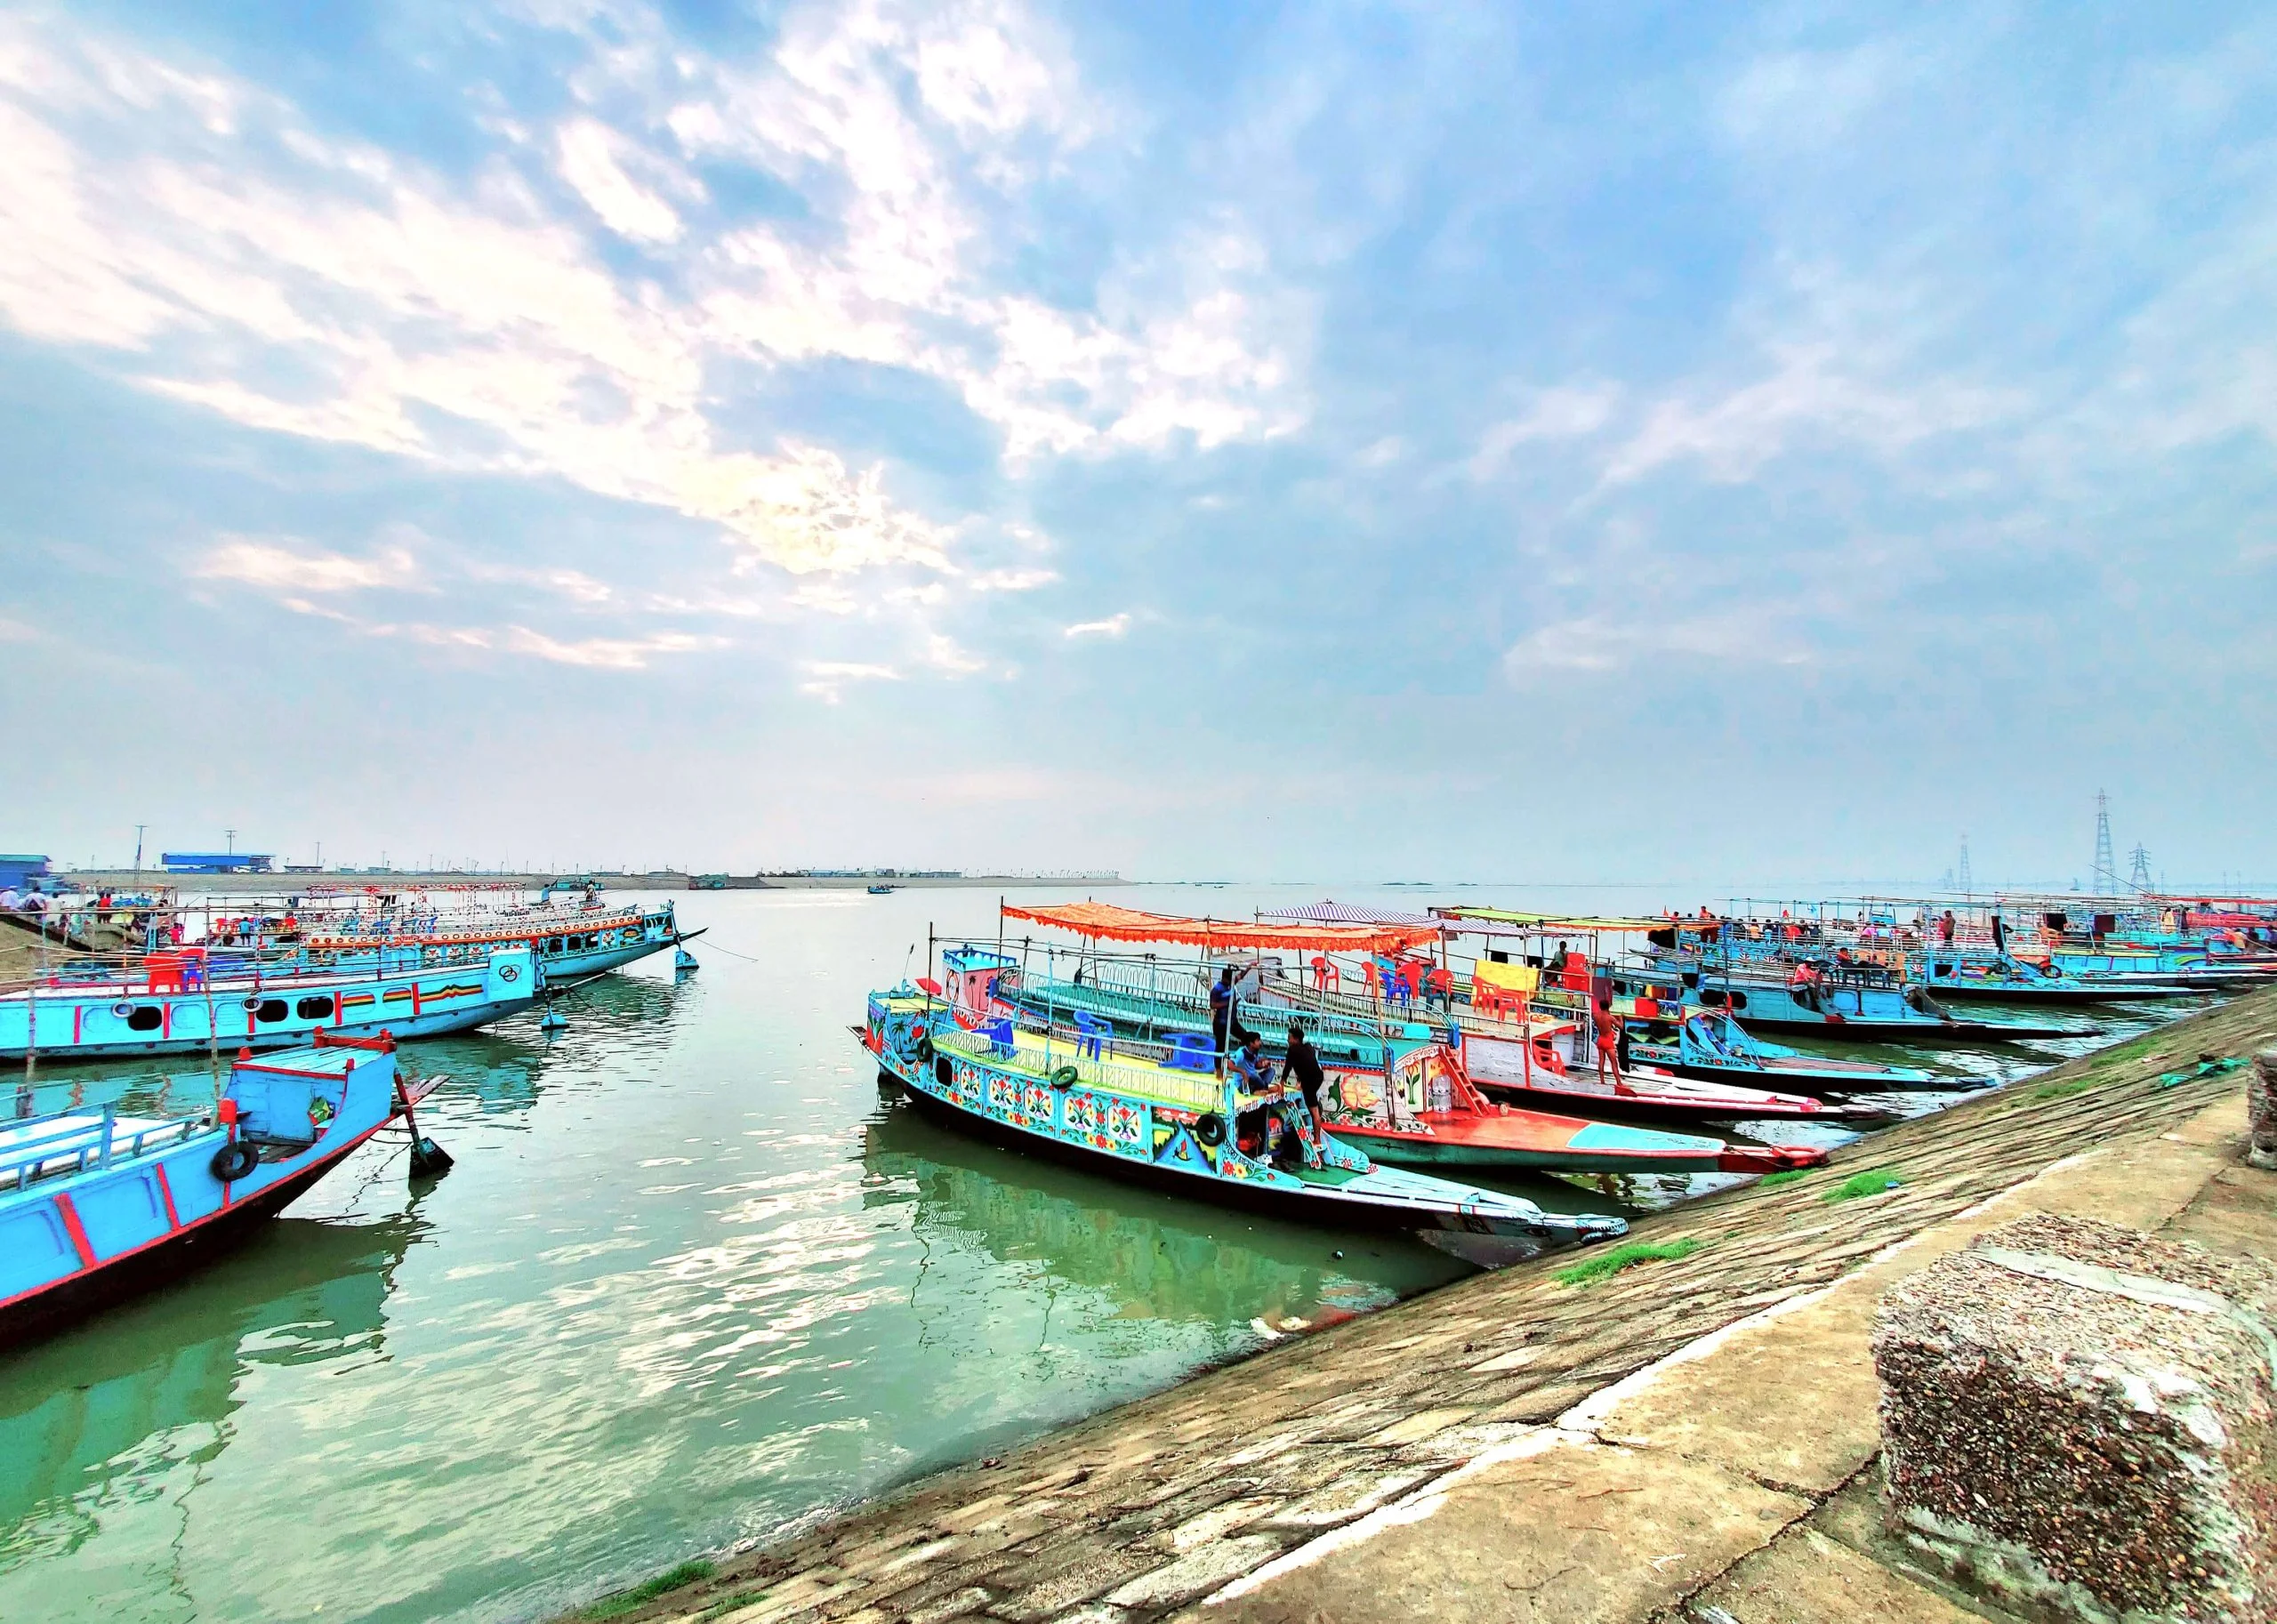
xmin=861 ymin=985 xmax=1626 ymax=1256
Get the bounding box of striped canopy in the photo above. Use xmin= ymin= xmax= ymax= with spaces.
xmin=1001 ymin=901 xmax=1440 ymax=953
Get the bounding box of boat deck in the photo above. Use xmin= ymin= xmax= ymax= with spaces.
xmin=0 ymin=1107 xmax=206 ymax=1191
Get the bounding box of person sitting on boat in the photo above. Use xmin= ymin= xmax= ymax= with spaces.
xmin=1232 ymin=1033 xmax=1281 ymax=1157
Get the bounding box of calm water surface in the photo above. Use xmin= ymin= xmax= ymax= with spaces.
xmin=0 ymin=884 xmax=2193 ymax=1621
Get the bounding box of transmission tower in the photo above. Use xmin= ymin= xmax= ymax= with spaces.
xmin=2091 ymin=791 xmax=2120 ymax=896
xmin=1957 ymin=834 xmax=1972 ymax=897
xmin=2128 ymin=842 xmax=2153 ymax=893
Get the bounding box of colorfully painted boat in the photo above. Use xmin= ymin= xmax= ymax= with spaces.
xmin=860 ymin=973 xmax=1626 ymax=1258
xmin=0 ymin=1033 xmax=437 ymax=1343
xmin=0 ymin=946 xmax=540 ymax=1063
xmin=301 ymin=900 xmax=691 ymax=982
xmin=1459 ymin=1026 xmax=1890 ymax=1120
xmin=1620 ymin=1009 xmax=1963 ymax=1094
xmin=1314 ymin=1041 xmax=1827 ymax=1175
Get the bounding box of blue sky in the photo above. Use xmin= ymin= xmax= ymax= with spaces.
xmin=2 ymin=1 xmax=2271 ymax=888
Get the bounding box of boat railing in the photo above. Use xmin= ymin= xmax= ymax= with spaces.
xmin=0 ymin=1104 xmax=205 ymax=1192
xmin=929 ymin=1023 xmax=1227 ymax=1113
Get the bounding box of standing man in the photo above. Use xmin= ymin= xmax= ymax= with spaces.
xmin=1210 ymin=966 xmax=1235 ymax=1077
xmin=1282 ymin=1023 xmax=1326 ymax=1163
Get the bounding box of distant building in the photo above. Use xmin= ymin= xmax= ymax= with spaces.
xmin=161 ymin=852 xmax=276 ymax=873
xmin=0 ymin=854 xmax=50 ymax=891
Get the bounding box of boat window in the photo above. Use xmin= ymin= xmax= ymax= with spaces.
xmin=297 ymin=995 xmax=335 ymax=1019
xmin=256 ymin=998 xmax=289 ymax=1022
xmin=1932 ymin=962 xmax=1951 ymax=977
xmin=547 ymin=937 xmax=564 ymax=953
xmin=1729 ymin=991 xmax=1749 ymax=1010
xmin=127 ymin=1005 xmax=163 ymax=1031
xmin=1701 ymin=988 xmax=1726 ymax=1008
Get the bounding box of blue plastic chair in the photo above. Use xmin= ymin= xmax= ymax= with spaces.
xmin=978 ymin=1016 xmax=1015 ymax=1057
xmin=1163 ymin=1032 xmax=1215 ymax=1071
xmin=1074 ymin=1012 xmax=1111 ymax=1058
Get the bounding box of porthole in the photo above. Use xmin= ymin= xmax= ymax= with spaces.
xmin=255 ymin=999 xmax=289 ymax=1023
xmin=297 ymin=995 xmax=335 ymax=1019
xmin=127 ymin=1005 xmax=164 ymax=1032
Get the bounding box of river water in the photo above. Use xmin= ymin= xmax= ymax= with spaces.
xmin=0 ymin=884 xmax=2187 ymax=1622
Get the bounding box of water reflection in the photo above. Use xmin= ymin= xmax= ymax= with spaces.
xmin=0 ymin=1215 xmax=423 ymax=1568
xmin=858 ymin=1095 xmax=1471 ymax=1336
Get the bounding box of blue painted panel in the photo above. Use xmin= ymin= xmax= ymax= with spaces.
xmin=163 ymin=1141 xmax=229 ymax=1224
xmin=74 ymin=1170 xmax=169 ymax=1258
xmin=1570 ymin=1121 xmax=1721 ymax=1153
xmin=0 ymin=1203 xmax=79 ymax=1299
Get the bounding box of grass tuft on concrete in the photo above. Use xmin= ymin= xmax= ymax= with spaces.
xmin=2034 ymin=1078 xmax=2093 ymax=1100
xmin=1823 ymin=1167 xmax=1903 ymax=1202
xmin=1756 ymin=1169 xmax=1811 ymax=1188
xmin=1554 ymin=1237 xmax=1702 ymax=1286
xmin=579 ymin=1561 xmax=714 ymax=1620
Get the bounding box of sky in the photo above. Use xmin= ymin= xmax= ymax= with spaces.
xmin=1 ymin=1 xmax=2271 ymax=890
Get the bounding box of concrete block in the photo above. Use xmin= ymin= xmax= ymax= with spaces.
xmin=2250 ymin=1051 xmax=2277 ymax=1171
xmin=1873 ymin=1212 xmax=2277 ymax=1623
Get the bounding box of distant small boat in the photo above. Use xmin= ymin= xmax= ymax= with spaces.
xmin=0 ymin=1033 xmax=439 ymax=1343
xmin=866 ymin=884 xmax=897 ymax=895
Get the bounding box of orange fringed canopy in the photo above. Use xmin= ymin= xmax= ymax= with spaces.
xmin=1000 ymin=901 xmax=1441 ymax=953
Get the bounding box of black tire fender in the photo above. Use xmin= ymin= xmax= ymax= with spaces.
xmin=1050 ymin=1065 xmax=1081 ymax=1089
xmin=913 ymin=1032 xmax=935 ymax=1063
xmin=1195 ymin=1113 xmax=1227 ymax=1147
xmin=211 ymin=1139 xmax=259 ymax=1183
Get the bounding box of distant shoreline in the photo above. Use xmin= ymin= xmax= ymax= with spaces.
xmin=52 ymin=870 xmax=1131 ymax=895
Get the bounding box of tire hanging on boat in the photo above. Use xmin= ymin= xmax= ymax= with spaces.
xmin=1194 ymin=1113 xmax=1227 ymax=1147
xmin=210 ymin=1140 xmax=259 ymax=1183
xmin=1050 ymin=1065 xmax=1081 ymax=1089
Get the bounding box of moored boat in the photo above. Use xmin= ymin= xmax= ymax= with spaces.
xmin=1460 ymin=1024 xmax=1895 ymax=1118
xmin=1314 ymin=1040 xmax=1827 ymax=1175
xmin=0 ymin=945 xmax=541 ymax=1063
xmin=861 ymin=948 xmax=1628 ymax=1258
xmin=0 ymin=1033 xmax=438 ymax=1343
xmin=1620 ymin=1009 xmax=1966 ymax=1094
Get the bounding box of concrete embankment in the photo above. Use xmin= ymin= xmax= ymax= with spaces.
xmin=571 ymin=986 xmax=2277 ymax=1624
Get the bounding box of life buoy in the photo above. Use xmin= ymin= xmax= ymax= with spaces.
xmin=211 ymin=1140 xmax=259 ymax=1183
xmin=1050 ymin=1065 xmax=1081 ymax=1089
xmin=1195 ymin=1113 xmax=1227 ymax=1147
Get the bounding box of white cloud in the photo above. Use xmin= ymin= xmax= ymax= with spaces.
xmin=1063 ymin=612 xmax=1129 ymax=639
xmin=799 ymin=657 xmax=902 ymax=701
xmin=555 ymin=117 xmax=685 ymax=244
xmin=1468 ymin=384 xmax=1621 ymax=480
xmin=1600 ymin=344 xmax=2017 ymax=486
xmin=1504 ymin=610 xmax=1814 ymax=674
xmin=196 ymin=537 xmax=421 ymax=593
xmin=965 ymin=566 xmax=1058 ymax=591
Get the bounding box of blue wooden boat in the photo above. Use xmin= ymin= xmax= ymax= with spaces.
xmin=860 ymin=982 xmax=1627 ymax=1258
xmin=1637 ymin=957 xmax=2082 ymax=1043
xmin=0 ymin=946 xmax=540 ymax=1063
xmin=1621 ymin=1009 xmax=1964 ymax=1094
xmin=302 ymin=900 xmax=691 ymax=982
xmin=0 ymin=1033 xmax=437 ymax=1343
xmin=866 ymin=884 xmax=897 ymax=895
xmin=1909 ymin=950 xmax=2194 ymax=1005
